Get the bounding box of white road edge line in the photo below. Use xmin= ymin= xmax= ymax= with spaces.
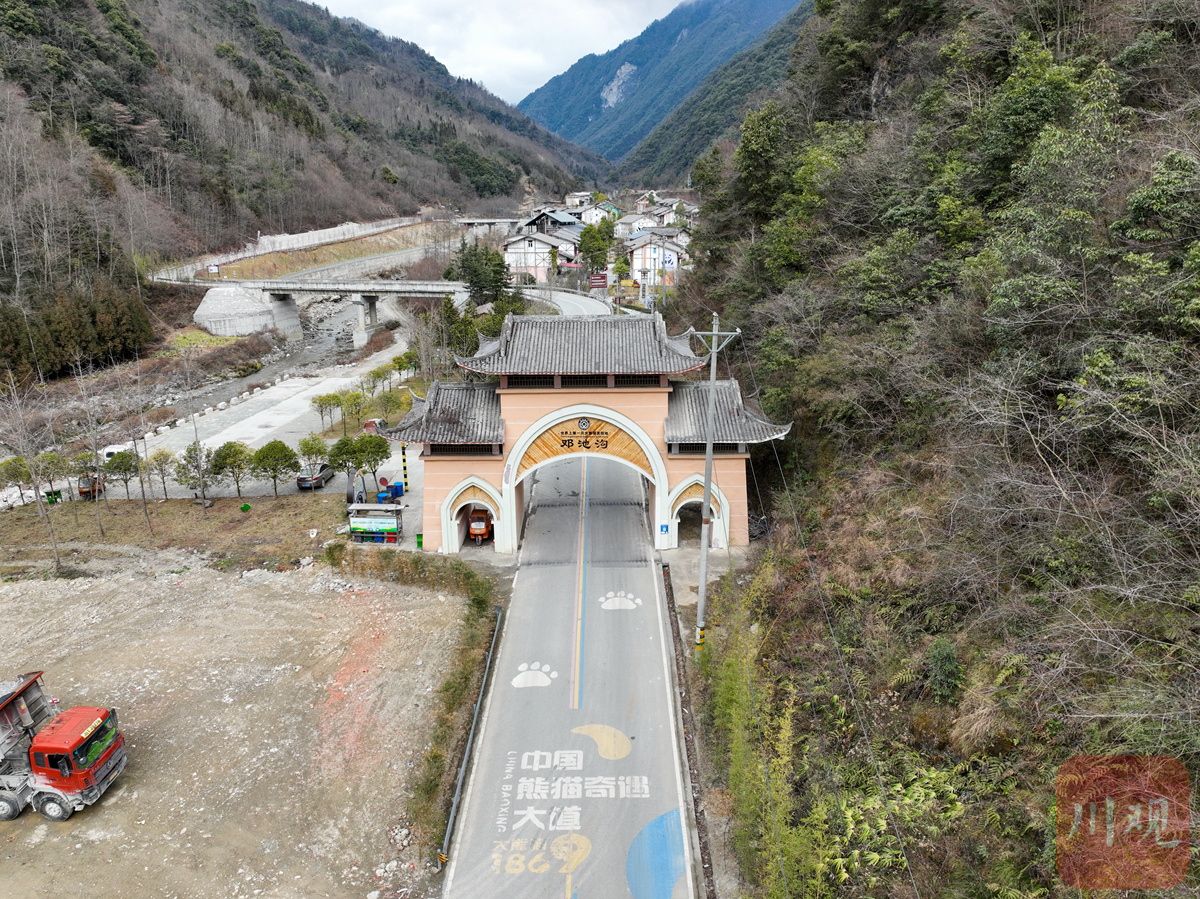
xmin=649 ymin=551 xmax=697 ymax=899
xmin=443 ymin=467 xmax=537 ymax=894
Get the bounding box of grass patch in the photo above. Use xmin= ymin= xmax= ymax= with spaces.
xmin=338 ymin=545 xmax=505 ymax=841
xmin=160 ymin=328 xmax=240 ymax=354
xmin=0 ymin=495 xmax=349 ymax=572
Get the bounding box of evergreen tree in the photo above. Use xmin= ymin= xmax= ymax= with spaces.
xmin=211 ymin=442 xmax=254 ymax=498
xmin=250 ymin=440 xmax=300 ymax=498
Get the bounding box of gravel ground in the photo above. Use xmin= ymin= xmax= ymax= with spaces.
xmin=0 ymin=546 xmax=462 ymax=899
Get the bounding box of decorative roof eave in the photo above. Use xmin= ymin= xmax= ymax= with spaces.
xmin=385 ymin=382 xmax=505 ymax=444
xmin=664 ymin=380 xmax=792 ymax=445
xmin=453 ymin=314 xmax=708 ymax=376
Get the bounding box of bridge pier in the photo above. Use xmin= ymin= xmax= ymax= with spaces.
xmin=353 ymin=293 xmax=382 ymax=349
xmin=267 ymin=292 xmax=303 ymax=340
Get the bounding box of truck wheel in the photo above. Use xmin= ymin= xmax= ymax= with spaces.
xmin=36 ymin=794 xmax=73 ymax=822
xmin=0 ymin=791 xmax=22 ymax=820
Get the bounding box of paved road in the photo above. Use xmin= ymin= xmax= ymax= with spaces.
xmin=534 ymin=287 xmax=611 ymax=317
xmin=445 ymin=456 xmax=693 ymax=899
xmin=144 ymin=373 xmax=363 ymax=456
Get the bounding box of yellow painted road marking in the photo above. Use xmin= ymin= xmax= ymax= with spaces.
xmin=570 ymin=459 xmax=589 ymax=709
xmin=570 ymin=724 xmax=633 ymax=760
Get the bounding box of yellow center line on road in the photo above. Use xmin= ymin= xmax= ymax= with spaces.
xmin=569 ymin=458 xmax=590 ymax=710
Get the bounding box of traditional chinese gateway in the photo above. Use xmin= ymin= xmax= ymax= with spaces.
xmin=389 ymin=313 xmax=790 ymax=554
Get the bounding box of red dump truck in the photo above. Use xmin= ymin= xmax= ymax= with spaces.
xmin=0 ymin=671 xmax=127 ymax=822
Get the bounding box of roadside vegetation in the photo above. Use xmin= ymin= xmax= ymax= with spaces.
xmin=679 ymin=1 xmax=1200 ymax=896
xmin=0 ymin=495 xmax=347 ymax=577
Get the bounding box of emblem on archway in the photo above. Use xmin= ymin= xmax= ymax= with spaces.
xmin=516 ymin=416 xmax=653 ymax=479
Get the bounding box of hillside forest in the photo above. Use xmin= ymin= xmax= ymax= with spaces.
xmin=678 ymin=0 xmax=1200 ymax=896
xmin=617 ymin=0 xmax=816 ymax=188
xmin=0 ymin=0 xmax=601 ymax=384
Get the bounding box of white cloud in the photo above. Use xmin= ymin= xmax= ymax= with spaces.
xmin=319 ymin=0 xmax=683 ymax=104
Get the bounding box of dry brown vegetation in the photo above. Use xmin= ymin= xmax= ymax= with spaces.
xmin=197 ymin=222 xmax=449 ymax=280
xmin=0 ymin=495 xmax=348 ymax=576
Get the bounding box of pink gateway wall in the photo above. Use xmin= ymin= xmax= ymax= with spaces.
xmin=418 ymin=387 xmax=750 ymax=551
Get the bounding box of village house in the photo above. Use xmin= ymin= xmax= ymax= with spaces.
xmin=614 ymin=212 xmax=656 ymax=239
xmin=503 ymin=231 xmax=578 ymax=283
xmin=626 ymin=233 xmax=689 ymax=293
xmin=643 ymin=225 xmax=691 ymax=249
xmin=634 ymin=191 xmax=659 ymax=214
xmin=576 ymin=201 xmax=621 ymax=227
xmin=520 ymin=208 xmax=580 ymax=235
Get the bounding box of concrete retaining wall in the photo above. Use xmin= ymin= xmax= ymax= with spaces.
xmin=152 ymin=217 xmax=422 ymax=282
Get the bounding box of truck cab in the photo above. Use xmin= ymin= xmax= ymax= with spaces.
xmin=0 ymin=672 xmax=126 ymax=822
xmin=78 ymin=473 xmax=105 ymax=499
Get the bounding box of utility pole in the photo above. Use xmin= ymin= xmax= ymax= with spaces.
xmin=695 ymin=312 xmax=740 ymax=648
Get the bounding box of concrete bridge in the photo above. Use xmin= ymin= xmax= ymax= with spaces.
xmin=195 ymin=279 xmax=469 ymax=345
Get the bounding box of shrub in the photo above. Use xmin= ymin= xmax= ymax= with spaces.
xmin=926 ymin=638 xmax=963 ymax=703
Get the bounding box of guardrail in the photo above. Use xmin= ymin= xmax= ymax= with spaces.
xmin=437 ymin=605 xmax=504 ymax=870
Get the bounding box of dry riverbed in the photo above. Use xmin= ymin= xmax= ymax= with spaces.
xmin=0 ymin=545 xmax=462 ymax=899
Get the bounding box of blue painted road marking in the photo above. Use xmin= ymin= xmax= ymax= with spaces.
xmin=626 ymin=808 xmax=686 ymax=899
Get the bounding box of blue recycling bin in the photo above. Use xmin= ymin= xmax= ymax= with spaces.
xmin=388 ymin=483 xmax=404 ymax=499
xmin=377 ymin=492 xmax=389 ymax=504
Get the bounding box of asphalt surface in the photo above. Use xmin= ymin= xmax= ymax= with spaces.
xmin=529 ymin=286 xmax=610 ymax=317
xmin=444 ymin=456 xmax=693 ymax=899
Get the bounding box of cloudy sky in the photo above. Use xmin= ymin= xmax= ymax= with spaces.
xmin=319 ymin=0 xmax=684 ymax=104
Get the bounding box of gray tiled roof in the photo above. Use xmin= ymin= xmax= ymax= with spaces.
xmin=386 ymin=383 xmax=504 ymax=444
xmin=665 ymin=380 xmax=791 ymax=444
xmin=457 ymin=313 xmax=704 ymax=375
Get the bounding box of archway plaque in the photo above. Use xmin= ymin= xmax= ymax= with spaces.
xmin=450 ymin=484 xmax=497 ymax=513
xmin=516 ymin=417 xmax=653 ymax=479
xmin=672 ymin=483 xmax=710 ymax=517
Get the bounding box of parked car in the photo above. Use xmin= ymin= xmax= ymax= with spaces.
xmin=78 ymin=474 xmax=106 ymax=499
xmin=296 ymin=464 xmax=335 ymax=489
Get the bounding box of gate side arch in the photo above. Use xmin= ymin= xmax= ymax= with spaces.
xmin=500 ymin=404 xmax=671 ymax=553
xmin=665 ymin=478 xmax=730 ymax=550
xmin=442 ymin=477 xmax=505 ymax=554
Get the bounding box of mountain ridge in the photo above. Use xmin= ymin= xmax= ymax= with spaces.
xmin=618 ymin=0 xmax=815 ymax=186
xmin=518 ymin=0 xmax=799 ymax=162
xmin=0 ymin=0 xmax=604 ymax=381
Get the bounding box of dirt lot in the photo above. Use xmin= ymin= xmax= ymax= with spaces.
xmin=0 ymin=544 xmax=464 ymax=899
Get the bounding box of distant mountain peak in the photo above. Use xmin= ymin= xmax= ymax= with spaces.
xmin=519 ymin=0 xmax=798 ymax=162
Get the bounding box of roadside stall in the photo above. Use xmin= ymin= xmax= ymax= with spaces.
xmin=347 ymin=502 xmax=404 ymax=543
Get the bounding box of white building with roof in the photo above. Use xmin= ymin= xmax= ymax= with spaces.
xmin=504 ymin=232 xmax=578 ymax=283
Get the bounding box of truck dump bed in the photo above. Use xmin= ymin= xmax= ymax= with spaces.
xmin=0 ymin=671 xmax=52 ymax=761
